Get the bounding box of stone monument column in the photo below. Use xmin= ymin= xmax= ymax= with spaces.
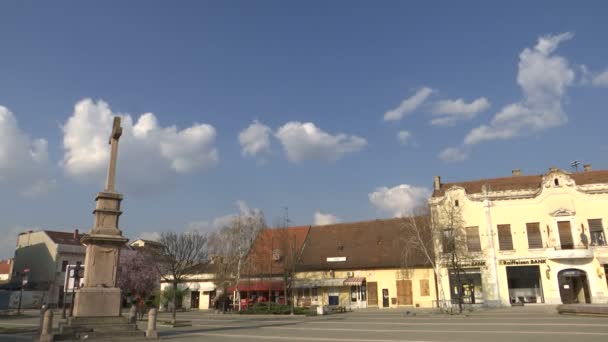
xmin=73 ymin=117 xmax=129 ymax=317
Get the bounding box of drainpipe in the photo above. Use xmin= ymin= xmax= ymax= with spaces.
xmin=483 ymin=194 xmax=502 ymax=307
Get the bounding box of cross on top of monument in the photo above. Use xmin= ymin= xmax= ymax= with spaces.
xmin=109 ymin=116 xmax=123 ymax=143
xmin=105 ymin=117 xmax=122 ymax=192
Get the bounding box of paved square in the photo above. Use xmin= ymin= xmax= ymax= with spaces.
xmin=2 ymin=306 xmax=608 ymax=341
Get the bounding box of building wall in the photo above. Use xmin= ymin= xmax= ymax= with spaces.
xmin=12 ymin=232 xmax=85 ymax=306
xmin=295 ymin=267 xmax=436 ymax=308
xmin=433 ymin=170 xmax=608 ymax=306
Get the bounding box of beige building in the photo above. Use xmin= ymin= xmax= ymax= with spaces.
xmin=431 ymin=166 xmax=608 ymax=306
xmin=13 ymin=230 xmax=85 ymax=307
xmin=296 ymin=219 xmax=437 ymax=309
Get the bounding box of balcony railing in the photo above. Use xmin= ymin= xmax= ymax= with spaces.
xmin=546 ymin=245 xmax=593 ymax=259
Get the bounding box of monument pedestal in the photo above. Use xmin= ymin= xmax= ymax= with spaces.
xmin=73 ymin=288 xmax=122 ymax=317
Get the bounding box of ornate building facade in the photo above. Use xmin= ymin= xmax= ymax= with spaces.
xmin=431 ymin=166 xmax=608 ymax=307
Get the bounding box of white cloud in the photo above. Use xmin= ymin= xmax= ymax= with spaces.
xmin=314 ymin=211 xmax=341 ymax=226
xmin=188 ymin=200 xmax=264 ymax=233
xmin=368 ymin=184 xmax=430 ymax=217
xmin=61 ymin=99 xmax=218 ymax=193
xmin=275 ymin=121 xmax=367 ymax=163
xmin=438 ymin=147 xmax=469 ymax=162
xmin=137 ymin=231 xmax=161 ymax=241
xmin=463 ymin=32 xmax=575 ymax=146
xmin=592 ymin=69 xmax=608 ymax=86
xmin=430 ymin=97 xmax=491 ymax=126
xmin=239 ymin=120 xmax=272 ymax=157
xmin=396 ymin=130 xmax=412 ymax=145
xmin=384 ymin=87 xmax=433 ymax=121
xmin=0 ymin=106 xmax=54 ymax=196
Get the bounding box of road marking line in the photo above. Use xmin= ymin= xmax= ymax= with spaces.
xmin=309 ymin=321 xmax=607 ymax=327
xmin=264 ymin=326 xmax=608 ymax=336
xmin=173 ymin=332 xmax=441 ymax=342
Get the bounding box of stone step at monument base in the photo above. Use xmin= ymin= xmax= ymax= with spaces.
xmin=55 ymin=316 xmax=146 ymax=341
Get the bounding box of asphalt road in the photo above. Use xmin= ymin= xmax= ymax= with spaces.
xmin=2 ymin=306 xmax=607 ymax=341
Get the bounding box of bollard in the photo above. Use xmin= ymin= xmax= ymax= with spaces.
xmin=128 ymin=304 xmax=137 ymax=323
xmin=37 ymin=305 xmax=47 ymax=336
xmin=146 ymin=308 xmax=158 ymax=339
xmin=39 ymin=308 xmax=54 ymax=342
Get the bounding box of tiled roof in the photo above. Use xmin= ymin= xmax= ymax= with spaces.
xmin=44 ymin=230 xmax=86 ymax=246
xmin=244 ymin=226 xmax=310 ymax=276
xmin=432 ymin=169 xmax=608 ymax=197
xmin=298 ymin=218 xmax=431 ymax=271
xmin=0 ymin=260 xmax=11 ymax=274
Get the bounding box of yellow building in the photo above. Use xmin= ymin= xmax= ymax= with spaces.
xmin=295 ymin=219 xmax=437 ymax=309
xmin=431 ymin=166 xmax=608 ymax=306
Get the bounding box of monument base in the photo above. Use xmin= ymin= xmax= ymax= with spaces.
xmin=73 ymin=287 xmax=122 ymax=317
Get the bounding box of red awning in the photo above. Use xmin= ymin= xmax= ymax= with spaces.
xmin=343 ymin=277 xmax=365 ymax=286
xmin=228 ymin=280 xmax=284 ymax=292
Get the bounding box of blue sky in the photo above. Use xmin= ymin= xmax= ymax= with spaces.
xmin=1 ymin=1 xmax=607 ymax=257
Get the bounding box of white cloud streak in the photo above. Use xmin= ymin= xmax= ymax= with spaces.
xmin=396 ymin=130 xmax=412 ymax=145
xmin=438 ymin=147 xmax=469 ymax=162
xmin=384 ymin=87 xmax=433 ymax=121
xmin=463 ymin=32 xmax=574 ymax=146
xmin=0 ymin=106 xmax=55 ymax=196
xmin=275 ymin=122 xmax=366 ymax=163
xmin=368 ymin=184 xmax=430 ymax=217
xmin=239 ymin=120 xmax=272 ymax=157
xmin=314 ymin=211 xmax=341 ymax=226
xmin=430 ymin=97 xmax=491 ymax=126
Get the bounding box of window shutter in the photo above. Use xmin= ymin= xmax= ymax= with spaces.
xmin=557 ymin=221 xmax=573 ymax=249
xmin=526 ymin=223 xmax=543 ymax=249
xmin=466 ymin=227 xmax=481 ymax=252
xmin=588 ymin=219 xmax=603 ymax=232
xmin=497 ymin=224 xmax=513 ymax=250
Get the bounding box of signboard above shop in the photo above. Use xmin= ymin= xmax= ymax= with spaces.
xmin=499 ymin=259 xmax=546 ymax=266
xmin=326 ymin=257 xmax=347 ymax=262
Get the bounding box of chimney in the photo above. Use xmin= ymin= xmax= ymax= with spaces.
xmin=434 ymin=176 xmax=441 ymax=191
xmin=584 ymin=164 xmax=592 ymax=172
xmin=73 ymin=229 xmax=79 ymax=240
xmin=512 ymin=169 xmax=521 ymax=176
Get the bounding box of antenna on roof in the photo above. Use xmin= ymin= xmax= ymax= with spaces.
xmin=570 ymin=160 xmax=581 ymax=172
xmin=283 ymin=207 xmax=291 ymax=227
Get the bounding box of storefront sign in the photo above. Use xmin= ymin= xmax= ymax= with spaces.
xmin=326 ymin=257 xmax=347 ymax=262
xmin=457 ymin=261 xmax=486 ymax=268
xmin=499 ymin=259 xmax=546 ymax=266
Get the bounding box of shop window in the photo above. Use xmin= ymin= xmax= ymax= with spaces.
xmin=497 ymin=224 xmax=514 ymax=250
xmin=466 ymin=226 xmax=481 ymax=252
xmin=526 ymin=223 xmax=543 ymax=249
xmin=588 ymin=219 xmax=607 ymax=246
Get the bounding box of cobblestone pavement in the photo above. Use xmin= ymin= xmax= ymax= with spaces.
xmin=2 ymin=306 xmax=608 ymax=341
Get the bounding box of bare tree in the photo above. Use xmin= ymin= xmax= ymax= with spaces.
xmin=208 ymin=210 xmax=266 ymax=311
xmin=401 ymin=201 xmax=471 ymax=313
xmin=154 ymin=231 xmax=208 ymax=324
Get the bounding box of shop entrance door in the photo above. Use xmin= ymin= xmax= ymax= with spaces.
xmin=558 ymin=269 xmax=591 ymax=304
xmin=191 ymin=291 xmax=200 ymax=309
xmin=506 ymin=266 xmax=544 ymax=304
xmin=382 ymin=289 xmax=389 ymax=307
xmin=396 ymin=280 xmax=413 ymax=305
xmin=367 ymin=282 xmax=378 ymax=307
